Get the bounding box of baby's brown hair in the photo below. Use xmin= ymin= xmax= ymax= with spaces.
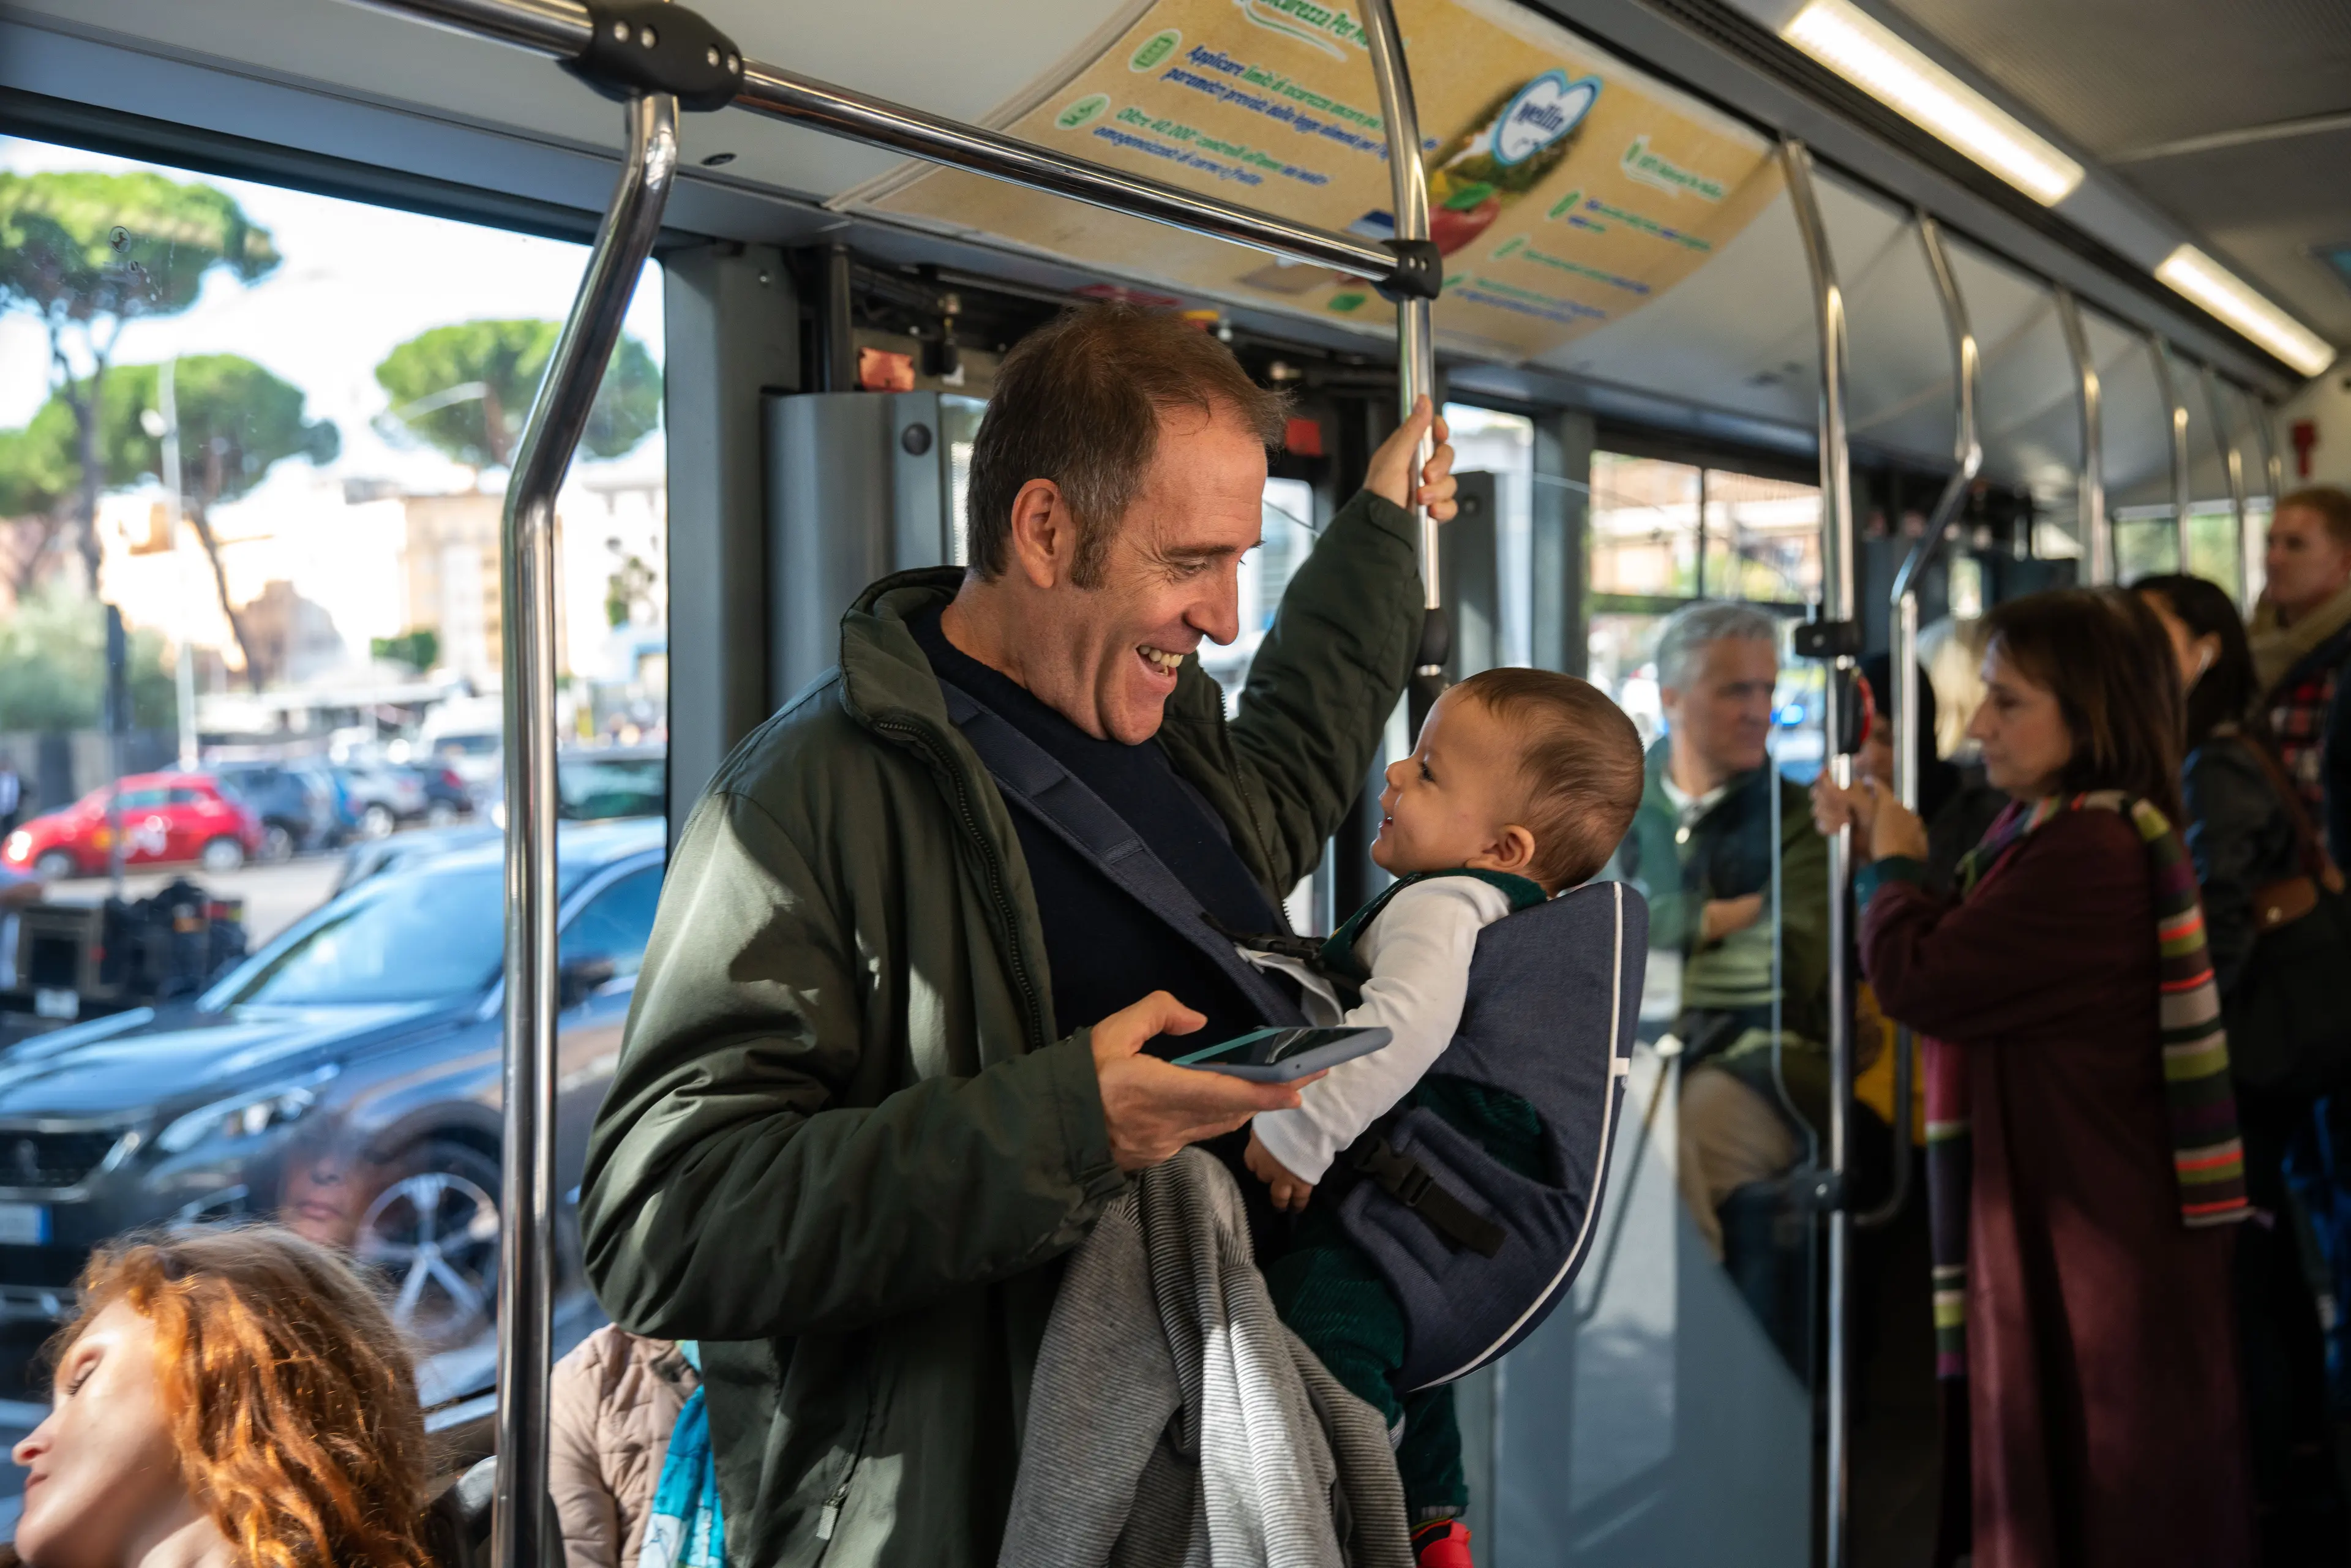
xmin=1452 ymin=667 xmax=1644 ymax=891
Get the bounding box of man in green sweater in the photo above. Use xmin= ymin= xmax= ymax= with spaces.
xmin=579 ymin=306 xmax=1457 ymax=1566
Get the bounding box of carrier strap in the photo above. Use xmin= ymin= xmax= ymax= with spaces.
xmin=1350 ymin=1136 xmax=1507 ymax=1258
xmin=936 ymin=678 xmax=1307 ymax=1029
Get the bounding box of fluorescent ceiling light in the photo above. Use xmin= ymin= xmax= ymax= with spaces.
xmin=2156 ymin=246 xmax=2336 ymax=377
xmin=1781 ymin=0 xmax=2084 ymax=206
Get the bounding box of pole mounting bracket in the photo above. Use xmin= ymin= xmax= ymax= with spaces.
xmin=570 ymin=0 xmax=744 ymax=110
xmin=1376 ymin=238 xmax=1444 ymax=302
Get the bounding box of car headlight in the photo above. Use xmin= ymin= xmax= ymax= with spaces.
xmin=157 ymin=1066 xmax=340 ymax=1155
xmin=3 ymin=831 xmax=26 ymax=863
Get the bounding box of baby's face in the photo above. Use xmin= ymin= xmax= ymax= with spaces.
xmin=1374 ymin=689 xmax=1533 ymax=879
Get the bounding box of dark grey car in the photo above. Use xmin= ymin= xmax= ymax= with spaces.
xmin=0 ymin=817 xmax=663 ymax=1353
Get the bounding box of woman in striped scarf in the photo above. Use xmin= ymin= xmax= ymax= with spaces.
xmin=1813 ymin=588 xmax=2254 ymax=1568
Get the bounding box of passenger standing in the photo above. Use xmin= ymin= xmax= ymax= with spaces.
xmin=1813 ymin=588 xmax=2254 ymax=1568
xmin=580 ymin=306 xmax=1458 ymax=1568
xmin=2249 ymin=486 xmax=2351 ymax=865
xmin=2139 ymin=572 xmax=2348 ymax=1562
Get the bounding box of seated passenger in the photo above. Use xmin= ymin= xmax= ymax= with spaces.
xmin=1614 ymin=602 xmax=1828 ymax=1289
xmin=1814 ymin=587 xmax=2254 ymax=1566
xmin=1240 ymin=669 xmax=1644 ymax=1565
xmin=12 ymin=1225 xmax=433 ymax=1568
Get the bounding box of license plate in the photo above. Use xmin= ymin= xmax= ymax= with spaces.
xmin=0 ymin=1204 xmax=51 ymax=1245
xmin=31 ymin=989 xmax=77 ymax=1021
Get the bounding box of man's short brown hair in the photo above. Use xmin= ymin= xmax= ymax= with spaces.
xmin=1452 ymin=668 xmax=1646 ymax=891
xmin=2279 ymin=486 xmax=2351 ymax=551
xmin=964 ymin=306 xmax=1289 ymax=586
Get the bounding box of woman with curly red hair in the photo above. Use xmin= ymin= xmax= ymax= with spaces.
xmin=10 ymin=1226 xmax=434 ymax=1568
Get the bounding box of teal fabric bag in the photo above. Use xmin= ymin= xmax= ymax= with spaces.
xmin=636 ymin=1342 xmax=724 ymax=1568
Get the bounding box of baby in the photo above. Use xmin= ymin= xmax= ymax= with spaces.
xmin=1240 ymin=667 xmax=1644 ymax=1568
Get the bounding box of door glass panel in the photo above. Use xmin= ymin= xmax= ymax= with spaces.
xmin=1472 ymin=450 xmax=1821 ymax=1561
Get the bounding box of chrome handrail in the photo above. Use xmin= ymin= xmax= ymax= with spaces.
xmin=2150 ymin=336 xmax=2195 ymax=571
xmin=350 ymin=0 xmax=1406 ymax=286
xmin=493 ymin=89 xmax=680 ymax=1568
xmin=2203 ymin=364 xmax=2254 ymax=608
xmin=1362 ymin=0 xmax=1446 ymax=735
xmin=1782 ymin=137 xmax=1856 ymax=1568
xmin=1856 ymin=212 xmax=1978 ymax=1236
xmin=2054 ymin=288 xmax=2109 ymax=585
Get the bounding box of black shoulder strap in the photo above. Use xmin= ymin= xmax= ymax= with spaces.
xmin=1349 ymin=1135 xmax=1506 ymax=1257
xmin=936 ymin=678 xmax=1307 ymax=1028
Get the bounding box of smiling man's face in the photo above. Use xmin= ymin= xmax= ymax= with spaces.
xmin=1026 ymin=402 xmax=1267 ymax=745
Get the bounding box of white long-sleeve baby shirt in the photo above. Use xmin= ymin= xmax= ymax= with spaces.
xmin=1248 ymin=876 xmax=1520 ymax=1184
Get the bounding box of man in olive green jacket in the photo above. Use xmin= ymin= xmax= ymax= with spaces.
xmin=580 ymin=308 xmax=1456 ymax=1566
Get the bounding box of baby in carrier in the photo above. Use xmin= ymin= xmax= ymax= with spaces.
xmin=1240 ymin=667 xmax=1644 ymax=1568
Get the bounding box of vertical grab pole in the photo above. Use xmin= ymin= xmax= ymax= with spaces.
xmin=2254 ymin=392 xmax=2285 ymax=565
xmin=2202 ymin=365 xmax=2252 ymax=608
xmin=1782 ymin=138 xmax=1856 ymax=1568
xmin=496 ymin=91 xmax=679 ymax=1568
xmin=1361 ymin=0 xmax=1445 ymax=738
xmin=2054 ymin=289 xmax=2108 ymax=585
xmin=1857 ymin=212 xmax=1976 ymax=1233
xmin=2150 ymin=337 xmax=2194 ymax=572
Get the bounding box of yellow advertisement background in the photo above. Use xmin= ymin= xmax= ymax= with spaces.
xmin=852 ymin=0 xmax=1784 ymax=360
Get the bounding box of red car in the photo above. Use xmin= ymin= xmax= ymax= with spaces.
xmin=2 ymin=772 xmax=265 ymax=879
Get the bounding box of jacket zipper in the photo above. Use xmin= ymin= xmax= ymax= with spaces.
xmin=814 ymin=1476 xmax=852 ymax=1542
xmin=871 ymin=716 xmax=1050 ymax=1051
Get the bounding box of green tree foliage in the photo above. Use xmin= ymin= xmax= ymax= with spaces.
xmin=373 ymin=320 xmax=661 ymax=471
xmin=0 ymin=414 xmax=77 ymax=598
xmin=0 ymin=171 xmax=280 ymax=579
xmin=372 ymin=628 xmax=440 ymax=672
xmin=96 ymin=357 xmax=339 ymax=691
xmin=0 ymin=589 xmax=176 ymax=733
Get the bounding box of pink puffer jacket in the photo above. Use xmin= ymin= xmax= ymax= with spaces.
xmin=548 ymin=1327 xmax=700 ymax=1568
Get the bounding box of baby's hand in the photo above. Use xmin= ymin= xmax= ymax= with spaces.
xmin=1245 ymin=1128 xmax=1315 ymax=1214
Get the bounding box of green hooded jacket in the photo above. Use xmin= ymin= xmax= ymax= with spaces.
xmin=579 ymin=490 xmax=1423 ymax=1567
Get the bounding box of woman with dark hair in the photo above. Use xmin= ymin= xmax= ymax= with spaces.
xmin=2139 ymin=573 xmax=2347 ymax=1561
xmin=1813 ymin=587 xmax=2254 ymax=1567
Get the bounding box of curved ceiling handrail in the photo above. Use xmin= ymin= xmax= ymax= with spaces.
xmin=2053 ymin=288 xmax=2109 ymax=584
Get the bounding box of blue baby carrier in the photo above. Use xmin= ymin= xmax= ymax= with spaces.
xmin=939 ymin=677 xmax=1649 ymax=1391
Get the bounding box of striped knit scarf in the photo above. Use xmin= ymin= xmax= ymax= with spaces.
xmin=1923 ymin=792 xmax=2250 ymax=1379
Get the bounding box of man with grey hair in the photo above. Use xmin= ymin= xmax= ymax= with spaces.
xmin=1614 ymin=600 xmax=1828 ymax=1358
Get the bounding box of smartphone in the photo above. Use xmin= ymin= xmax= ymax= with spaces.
xmin=1169 ymin=1025 xmax=1393 ymax=1082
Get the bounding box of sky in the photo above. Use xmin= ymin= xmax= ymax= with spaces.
xmin=0 ymin=135 xmax=667 ymax=492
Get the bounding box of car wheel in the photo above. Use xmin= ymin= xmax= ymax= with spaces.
xmin=198 ymin=836 xmax=246 ymax=873
xmin=426 ymin=801 xmax=459 ymax=828
xmin=360 ymin=803 xmax=396 ymax=839
xmin=261 ymin=824 xmax=296 ymax=863
xmin=33 ymin=849 xmax=78 ymax=880
xmin=356 ymin=1139 xmax=501 ymax=1352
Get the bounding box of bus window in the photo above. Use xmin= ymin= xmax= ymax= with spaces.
xmin=0 ymin=131 xmax=668 ymax=1452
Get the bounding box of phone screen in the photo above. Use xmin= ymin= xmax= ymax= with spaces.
xmin=1173 ymin=1027 xmax=1368 ymax=1068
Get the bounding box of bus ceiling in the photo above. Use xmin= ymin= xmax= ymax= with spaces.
xmin=1 ymin=0 xmax=2323 ymax=483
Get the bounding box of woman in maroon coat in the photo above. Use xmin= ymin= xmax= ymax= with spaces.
xmin=1815 ymin=589 xmax=2254 ymax=1567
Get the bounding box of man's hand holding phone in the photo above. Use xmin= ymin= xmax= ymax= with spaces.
xmin=1090 ymin=991 xmax=1316 ymax=1172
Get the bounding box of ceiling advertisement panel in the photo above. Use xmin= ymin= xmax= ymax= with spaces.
xmin=841 ymin=0 xmax=1783 ymax=362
